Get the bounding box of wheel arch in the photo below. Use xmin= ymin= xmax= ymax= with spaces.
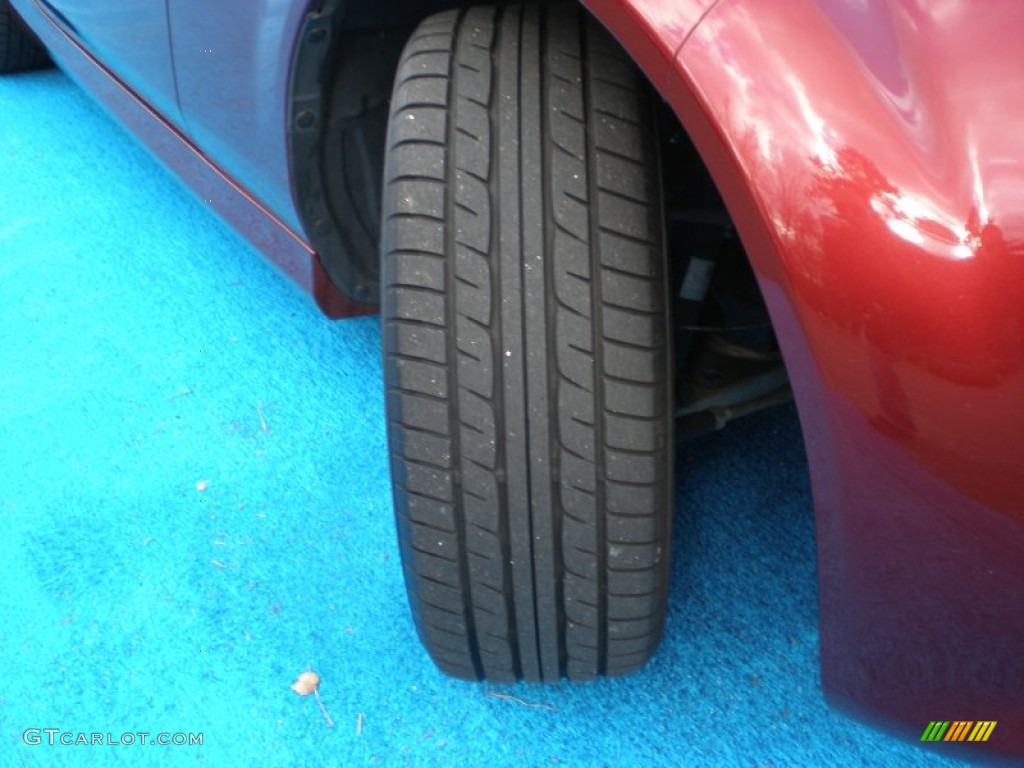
xmin=287 ymin=0 xmax=512 ymax=309
xmin=286 ymin=0 xmax=709 ymax=311
xmin=589 ymin=0 xmax=1024 ymax=501
xmin=592 ymin=0 xmax=1024 ymax=758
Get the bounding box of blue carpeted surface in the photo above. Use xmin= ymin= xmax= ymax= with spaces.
xmin=0 ymin=69 xmax=961 ymax=768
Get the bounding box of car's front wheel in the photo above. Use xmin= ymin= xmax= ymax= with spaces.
xmin=381 ymin=3 xmax=673 ymax=682
xmin=0 ymin=1 xmax=49 ymax=74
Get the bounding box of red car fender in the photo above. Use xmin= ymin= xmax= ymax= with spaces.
xmin=588 ymin=0 xmax=1024 ymax=761
xmin=578 ymin=0 xmax=716 ymax=91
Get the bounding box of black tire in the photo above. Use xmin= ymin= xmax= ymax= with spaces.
xmin=0 ymin=1 xmax=48 ymax=74
xmin=382 ymin=3 xmax=672 ymax=683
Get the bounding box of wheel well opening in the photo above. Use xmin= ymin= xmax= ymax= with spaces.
xmin=289 ymin=1 xmax=521 ymax=305
xmin=655 ymin=101 xmax=793 ymax=437
xmin=291 ymin=0 xmax=793 ymax=436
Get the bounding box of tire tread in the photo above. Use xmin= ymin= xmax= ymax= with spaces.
xmin=382 ymin=3 xmax=671 ymax=683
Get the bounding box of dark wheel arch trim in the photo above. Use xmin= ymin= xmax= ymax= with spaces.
xmin=287 ymin=0 xmax=493 ymax=308
xmin=287 ymin=0 xmax=378 ymax=306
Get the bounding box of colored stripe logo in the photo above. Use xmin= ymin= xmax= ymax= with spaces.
xmin=921 ymin=721 xmax=997 ymax=742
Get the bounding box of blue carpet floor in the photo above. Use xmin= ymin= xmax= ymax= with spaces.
xmin=0 ymin=69 xmax=961 ymax=767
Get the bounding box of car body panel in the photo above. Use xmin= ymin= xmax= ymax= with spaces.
xmin=582 ymin=0 xmax=716 ymax=92
xmin=16 ymin=0 xmax=364 ymax=315
xmin=14 ymin=0 xmax=363 ymax=318
xmin=167 ymin=0 xmax=313 ymax=236
xmin=38 ymin=0 xmax=183 ymax=126
xmin=654 ymin=0 xmax=1023 ymax=760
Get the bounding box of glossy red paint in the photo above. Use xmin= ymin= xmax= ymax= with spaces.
xmin=581 ymin=0 xmax=715 ymax=91
xmin=643 ymin=0 xmax=1022 ymax=760
xmin=14 ymin=0 xmax=367 ymax=319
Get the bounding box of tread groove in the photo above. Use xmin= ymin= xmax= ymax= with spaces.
xmin=491 ymin=4 xmax=528 ymax=679
xmin=445 ymin=8 xmax=485 ymax=682
xmin=579 ymin=8 xmax=609 ymax=677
